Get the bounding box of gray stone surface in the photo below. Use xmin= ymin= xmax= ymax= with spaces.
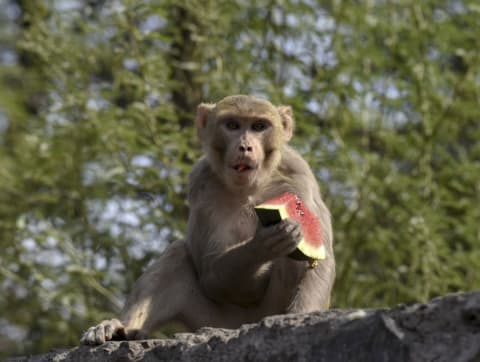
xmin=7 ymin=291 xmax=480 ymax=362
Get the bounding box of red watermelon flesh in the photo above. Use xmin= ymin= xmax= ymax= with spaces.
xmin=254 ymin=192 xmax=325 ymax=261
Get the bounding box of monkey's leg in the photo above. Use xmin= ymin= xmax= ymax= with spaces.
xmin=172 ymin=244 xmax=266 ymax=330
xmin=253 ymin=256 xmax=335 ymax=316
xmin=82 ymin=240 xmax=260 ymax=345
xmin=119 ymin=240 xmax=195 ymax=333
xmin=81 ymin=240 xmax=193 ymax=344
xmin=125 ymin=240 xmax=265 ymax=332
xmin=286 ymin=258 xmax=335 ymax=313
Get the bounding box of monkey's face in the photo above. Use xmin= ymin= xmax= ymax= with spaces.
xmin=196 ymin=95 xmax=293 ymax=191
xmin=215 ymin=115 xmax=272 ymax=189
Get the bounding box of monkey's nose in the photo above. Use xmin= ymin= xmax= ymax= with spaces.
xmin=239 ymin=145 xmax=253 ymax=153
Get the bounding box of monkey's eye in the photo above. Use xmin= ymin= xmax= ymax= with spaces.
xmin=251 ymin=120 xmax=269 ymax=132
xmin=224 ymin=119 xmax=241 ymax=131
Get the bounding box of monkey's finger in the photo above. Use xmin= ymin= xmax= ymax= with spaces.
xmin=81 ymin=327 xmax=96 ymax=345
xmin=285 ymin=221 xmax=301 ymax=234
xmin=275 ymin=220 xmax=292 ymax=232
xmin=284 ymin=224 xmax=297 ymax=235
xmin=259 ymin=219 xmax=291 ymax=235
xmin=106 ymin=319 xmax=126 ymax=340
xmin=104 ymin=323 xmax=114 ymax=341
xmin=269 ymin=221 xmax=300 ymax=240
xmin=274 ymin=242 xmax=299 ymax=256
xmin=263 ymin=233 xmax=289 ymax=249
xmin=94 ymin=324 xmax=106 ymax=345
xmin=270 ymin=234 xmax=298 ymax=252
xmin=87 ymin=327 xmax=98 ymax=345
xmin=280 ymin=219 xmax=300 ymax=229
xmin=292 ymin=229 xmax=303 ymax=244
xmin=283 ymin=223 xmax=302 ymax=242
xmin=264 ymin=225 xmax=300 ymax=247
xmin=292 ymin=221 xmax=302 ymax=232
xmin=79 ymin=331 xmax=88 ymax=345
xmin=257 ymin=224 xmax=283 ymax=239
xmin=272 ymin=238 xmax=298 ymax=253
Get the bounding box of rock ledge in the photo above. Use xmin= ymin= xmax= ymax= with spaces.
xmin=8 ymin=291 xmax=480 ymax=362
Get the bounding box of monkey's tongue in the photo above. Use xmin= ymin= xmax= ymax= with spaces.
xmin=234 ymin=164 xmax=251 ymax=172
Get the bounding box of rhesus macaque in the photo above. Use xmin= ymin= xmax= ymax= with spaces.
xmin=81 ymin=95 xmax=335 ymax=345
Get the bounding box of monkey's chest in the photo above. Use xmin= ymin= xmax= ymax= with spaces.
xmin=224 ymin=210 xmax=257 ymax=244
xmin=230 ymin=218 xmax=256 ymax=241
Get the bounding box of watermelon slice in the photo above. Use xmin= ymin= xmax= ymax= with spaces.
xmin=254 ymin=192 xmax=326 ymax=264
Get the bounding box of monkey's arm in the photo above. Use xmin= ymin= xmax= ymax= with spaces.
xmin=81 ymin=241 xmax=195 ymax=345
xmin=260 ymin=150 xmax=335 ymax=312
xmin=187 ymin=209 xmax=302 ymax=305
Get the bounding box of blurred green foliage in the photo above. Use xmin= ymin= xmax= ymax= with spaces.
xmin=0 ymin=0 xmax=479 ymax=358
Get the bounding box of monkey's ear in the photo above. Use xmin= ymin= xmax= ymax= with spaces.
xmin=277 ymin=105 xmax=294 ymax=142
xmin=195 ymin=103 xmax=215 ymax=129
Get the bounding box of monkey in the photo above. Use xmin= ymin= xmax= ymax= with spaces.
xmin=80 ymin=95 xmax=335 ymax=345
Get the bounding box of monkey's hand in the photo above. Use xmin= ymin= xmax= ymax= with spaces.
xmin=250 ymin=219 xmax=302 ymax=262
xmin=80 ymin=319 xmax=146 ymax=345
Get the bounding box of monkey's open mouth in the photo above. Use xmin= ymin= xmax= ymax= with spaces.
xmin=232 ymin=163 xmax=255 ymax=173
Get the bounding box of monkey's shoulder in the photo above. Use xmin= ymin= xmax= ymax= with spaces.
xmin=188 ymin=158 xmax=211 ymax=182
xmin=187 ymin=158 xmax=221 ymax=203
xmin=271 ymin=146 xmax=324 ymax=211
xmin=279 ymin=146 xmax=314 ymax=176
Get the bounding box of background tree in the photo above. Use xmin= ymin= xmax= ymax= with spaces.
xmin=0 ymin=0 xmax=478 ymax=358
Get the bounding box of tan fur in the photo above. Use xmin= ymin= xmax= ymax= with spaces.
xmin=80 ymin=95 xmax=335 ymax=345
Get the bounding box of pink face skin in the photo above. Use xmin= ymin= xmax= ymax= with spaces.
xmin=221 ymin=116 xmax=271 ymax=189
xmin=195 ymin=96 xmax=293 ymax=192
xmin=229 ymin=158 xmax=259 ymax=186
